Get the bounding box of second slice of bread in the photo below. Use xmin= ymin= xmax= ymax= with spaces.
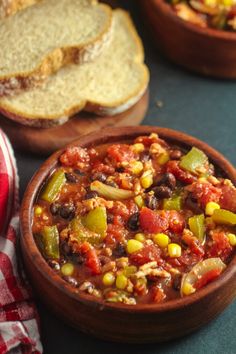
xmin=0 ymin=9 xmax=149 ymax=128
xmin=0 ymin=0 xmax=113 ymax=96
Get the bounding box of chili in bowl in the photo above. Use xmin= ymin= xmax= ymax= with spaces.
xmin=140 ymin=0 xmax=236 ymax=78
xmin=20 ymin=126 xmax=236 ymax=342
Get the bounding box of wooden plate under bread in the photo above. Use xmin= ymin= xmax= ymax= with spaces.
xmin=0 ymin=90 xmax=149 ymax=156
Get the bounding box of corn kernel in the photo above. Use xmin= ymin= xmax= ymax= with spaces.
xmin=204 ymin=0 xmax=217 ymax=6
xmin=182 ymin=282 xmax=196 ymax=296
xmin=153 ymin=233 xmax=169 ymax=248
xmin=34 ymin=206 xmax=43 ymax=216
xmin=157 ymin=152 xmax=170 ymax=165
xmin=132 ymin=143 xmax=145 ymax=153
xmin=127 ymin=239 xmax=143 ymax=254
xmin=222 ymin=0 xmax=232 ymax=7
xmin=102 ymin=272 xmax=115 ymax=286
xmin=134 ymin=195 xmax=145 ymax=208
xmin=168 ymin=243 xmax=182 ymax=258
xmin=140 ymin=172 xmax=153 ymax=189
xmin=123 ymin=265 xmax=137 ymax=277
xmin=130 ymin=161 xmax=143 ymax=175
xmin=205 ymin=202 xmax=220 ymax=216
xmin=228 ymin=233 xmax=236 ymax=246
xmin=198 ymin=177 xmax=207 ymax=183
xmin=116 ymin=274 xmax=128 ymax=289
xmin=135 ymin=233 xmax=146 ymax=243
xmin=61 ymin=263 xmax=74 ymax=276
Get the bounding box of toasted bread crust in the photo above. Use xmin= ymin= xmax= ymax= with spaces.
xmin=0 ymin=2 xmax=113 ymax=97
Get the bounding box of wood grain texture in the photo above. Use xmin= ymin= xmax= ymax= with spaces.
xmin=140 ymin=0 xmax=236 ymax=79
xmin=20 ymin=126 xmax=236 ymax=343
xmin=0 ymin=90 xmax=149 ymax=156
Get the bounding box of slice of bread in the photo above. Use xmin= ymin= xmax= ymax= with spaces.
xmin=0 ymin=9 xmax=149 ymax=128
xmin=0 ymin=0 xmax=113 ymax=96
xmin=0 ymin=0 xmax=40 ymax=18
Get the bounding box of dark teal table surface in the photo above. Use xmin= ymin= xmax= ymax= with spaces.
xmin=15 ymin=1 xmax=235 ymax=353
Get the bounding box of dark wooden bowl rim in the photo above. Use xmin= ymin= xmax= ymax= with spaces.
xmin=154 ymin=0 xmax=236 ymax=41
xmin=20 ymin=126 xmax=236 ymax=314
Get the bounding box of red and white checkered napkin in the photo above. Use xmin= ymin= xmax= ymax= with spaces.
xmin=0 ymin=130 xmax=42 ymax=353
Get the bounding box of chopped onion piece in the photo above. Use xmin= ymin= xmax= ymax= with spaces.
xmin=180 ymin=257 xmax=226 ymax=297
xmin=90 ymin=181 xmax=134 ymax=200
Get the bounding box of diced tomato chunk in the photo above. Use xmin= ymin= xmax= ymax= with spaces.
xmin=207 ymin=230 xmax=232 ymax=261
xmin=60 ymin=146 xmax=89 ymax=168
xmin=130 ymin=244 xmax=163 ymax=266
xmin=167 ymin=161 xmax=196 ymax=184
xmin=168 ymin=211 xmax=185 ymax=234
xmin=79 ymin=241 xmax=91 ymax=254
xmin=194 ymin=268 xmax=222 ymax=290
xmin=139 ymin=207 xmax=169 ymax=234
xmin=188 ymin=181 xmax=222 ymax=207
xmin=85 ymin=248 xmax=101 ymax=275
xmin=107 ymin=144 xmax=135 ymax=163
xmin=151 ymin=287 xmax=166 ymax=303
xmin=219 ymin=185 xmax=236 ymax=213
xmin=105 ymin=224 xmax=127 ymax=246
xmin=91 ymin=161 xmax=115 ymax=175
xmin=168 ymin=251 xmax=202 ymax=268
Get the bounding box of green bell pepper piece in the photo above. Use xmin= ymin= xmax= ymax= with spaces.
xmin=82 ymin=206 xmax=107 ymax=237
xmin=212 ymin=209 xmax=236 ymax=225
xmin=70 ymin=216 xmax=104 ymax=245
xmin=179 ymin=147 xmax=208 ymax=174
xmin=41 ymin=225 xmax=59 ymax=259
xmin=163 ymin=195 xmax=182 ymax=211
xmin=41 ymin=169 xmax=66 ymax=203
xmin=188 ymin=214 xmax=206 ymax=244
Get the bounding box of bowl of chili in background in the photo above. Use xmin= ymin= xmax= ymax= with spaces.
xmin=20 ymin=126 xmax=236 ymax=342
xmin=139 ymin=0 xmax=236 ymax=79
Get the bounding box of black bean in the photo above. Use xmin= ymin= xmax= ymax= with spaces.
xmin=127 ymin=212 xmax=140 ymax=231
xmin=145 ymin=194 xmax=158 ymax=210
xmin=107 ymin=213 xmax=114 ymax=224
xmin=74 ymin=169 xmax=85 ymax=176
xmin=71 ymin=253 xmax=85 ymax=265
xmin=99 ymin=255 xmax=111 ymax=266
xmin=116 ymin=166 xmax=125 ymax=173
xmin=48 ymin=259 xmax=60 ymax=271
xmin=90 ymin=172 xmax=107 ymax=183
xmin=156 ymin=173 xmax=176 ymax=190
xmin=62 ymin=276 xmax=79 ymax=287
xmin=173 ymin=275 xmax=182 ymax=291
xmin=59 ymin=203 xmax=75 ymax=220
xmin=60 ymin=241 xmax=71 ymax=256
xmin=169 ymin=149 xmax=183 ymax=160
xmin=185 ymin=194 xmax=202 ymax=214
xmin=50 ymin=202 xmax=60 ymax=215
xmin=140 ymin=151 xmax=150 ymax=163
xmin=113 ymin=243 xmax=127 ymax=257
xmin=59 ymin=258 xmax=67 ymax=265
xmin=153 ymin=186 xmax=172 ymax=199
xmin=84 ymin=191 xmax=98 ymax=200
xmin=65 ymin=172 xmax=78 ymax=183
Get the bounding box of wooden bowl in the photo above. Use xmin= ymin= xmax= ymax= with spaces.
xmin=20 ymin=126 xmax=236 ymax=343
xmin=140 ymin=0 xmax=236 ymax=78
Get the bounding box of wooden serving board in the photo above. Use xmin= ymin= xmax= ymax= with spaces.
xmin=0 ymin=90 xmax=149 ymax=156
